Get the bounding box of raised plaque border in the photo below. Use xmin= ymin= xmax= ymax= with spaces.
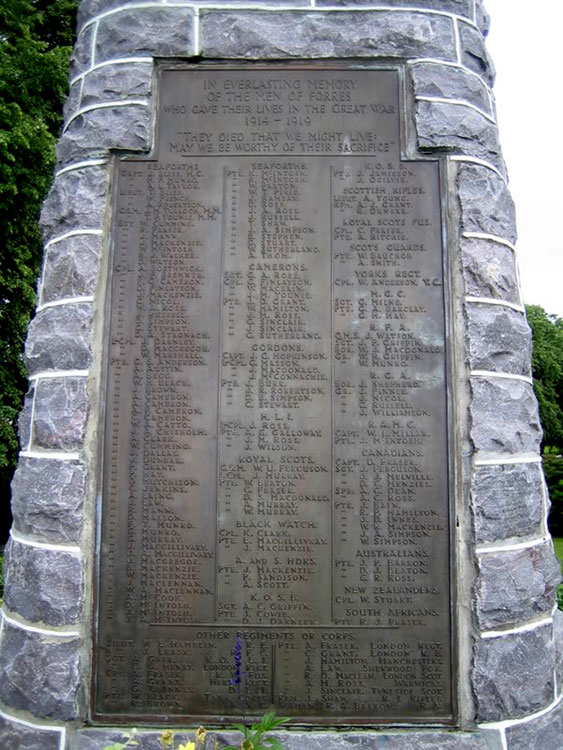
xmin=92 ymin=61 xmax=459 ymax=728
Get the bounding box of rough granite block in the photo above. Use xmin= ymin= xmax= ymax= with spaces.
xmin=411 ymin=62 xmax=492 ymax=114
xmin=460 ymin=238 xmax=520 ymax=303
xmin=475 ymin=0 xmax=491 ymax=36
xmin=200 ymin=11 xmax=457 ymax=60
xmin=0 ymin=715 xmax=61 ymax=750
xmin=3 ymin=537 xmax=84 ymax=626
xmin=553 ymin=609 xmax=563 ymax=692
xmin=17 ymin=383 xmax=35 ymax=451
xmin=174 ymin=0 xmax=310 ymax=3
xmin=415 ymin=100 xmax=503 ymax=173
xmin=472 ymin=462 xmax=545 ymax=544
xmin=63 ymin=79 xmax=83 ymax=126
xmin=69 ymin=25 xmax=94 ymax=80
xmin=40 ymin=166 xmax=108 ymax=245
xmin=459 ymin=20 xmax=494 ymax=84
xmin=24 ymin=303 xmax=93 ymax=375
xmin=42 ymin=233 xmax=102 ymax=304
xmin=77 ymin=731 xmax=240 ymax=750
xmin=32 ymin=377 xmax=88 ymax=452
xmin=10 ymin=457 xmax=85 ymax=543
xmin=505 ymin=699 xmax=563 ymax=750
xmin=95 ymin=8 xmax=195 ymax=62
xmin=56 ymin=105 xmax=151 ymax=166
xmin=77 ymin=0 xmax=139 ymax=28
xmin=473 ymin=625 xmax=554 ymax=721
xmin=476 ymin=543 xmax=560 ymax=629
xmin=470 ymin=379 xmax=542 ymax=455
xmin=77 ymin=0 xmax=311 ymax=29
xmin=315 ymin=0 xmax=472 ymax=14
xmin=0 ymin=622 xmax=82 ymax=721
xmin=81 ymin=62 xmax=153 ymax=107
xmin=339 ymin=735 xmax=495 ymax=750
xmin=465 ymin=304 xmax=531 ymax=376
xmin=457 ymin=164 xmax=517 ymax=244
xmin=76 ymin=729 xmax=500 ymax=750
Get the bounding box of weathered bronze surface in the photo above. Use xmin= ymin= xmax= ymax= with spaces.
xmin=95 ymin=66 xmax=453 ymax=723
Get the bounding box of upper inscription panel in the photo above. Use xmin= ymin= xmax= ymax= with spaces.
xmin=158 ymin=68 xmax=399 ymax=158
xmin=96 ymin=67 xmax=453 ymax=724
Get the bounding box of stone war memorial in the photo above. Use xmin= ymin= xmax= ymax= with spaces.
xmin=1 ymin=0 xmax=562 ymax=748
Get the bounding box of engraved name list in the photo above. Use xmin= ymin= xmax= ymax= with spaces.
xmin=96 ymin=67 xmax=454 ymax=724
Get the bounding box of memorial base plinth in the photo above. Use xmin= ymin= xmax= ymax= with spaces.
xmin=75 ymin=728 xmax=503 ymax=750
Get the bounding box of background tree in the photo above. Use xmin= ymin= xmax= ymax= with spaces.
xmin=526 ymin=305 xmax=563 ymax=537
xmin=544 ymin=456 xmax=563 ymax=538
xmin=0 ymin=0 xmax=77 ymax=542
xmin=526 ymin=305 xmax=563 ymax=453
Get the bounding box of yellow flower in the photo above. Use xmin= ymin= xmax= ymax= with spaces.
xmin=196 ymin=727 xmax=207 ymax=744
xmin=179 ymin=743 xmax=196 ymax=750
xmin=161 ymin=730 xmax=174 ymax=748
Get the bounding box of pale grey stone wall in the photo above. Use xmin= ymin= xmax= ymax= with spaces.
xmin=0 ymin=1 xmax=560 ymax=748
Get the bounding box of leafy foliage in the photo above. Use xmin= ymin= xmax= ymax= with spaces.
xmin=544 ymin=454 xmax=563 ymax=537
xmin=0 ymin=0 xmax=77 ymax=540
xmin=526 ymin=305 xmax=563 ymax=537
xmin=104 ymin=722 xmax=287 ymax=750
xmin=526 ymin=305 xmax=563 ymax=453
xmin=224 ymin=710 xmax=290 ymax=750
xmin=552 ymin=538 xmax=563 ymax=611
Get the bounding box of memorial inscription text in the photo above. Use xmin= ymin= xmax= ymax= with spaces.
xmin=96 ymin=67 xmax=454 ymax=723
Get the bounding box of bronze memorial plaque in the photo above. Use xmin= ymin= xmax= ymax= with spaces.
xmin=95 ymin=66 xmax=454 ymax=724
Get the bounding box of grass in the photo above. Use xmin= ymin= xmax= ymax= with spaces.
xmin=553 ymin=537 xmax=563 ymax=563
